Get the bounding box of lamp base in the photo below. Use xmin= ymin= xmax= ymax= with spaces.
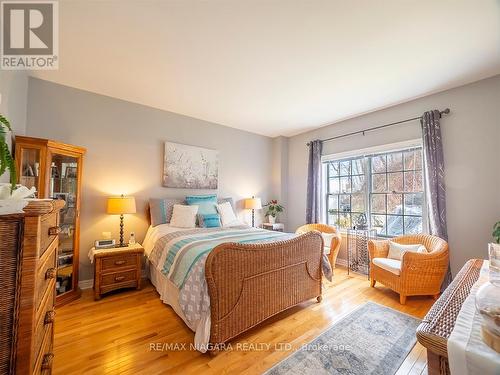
xmin=119 ymin=214 xmax=125 ymax=247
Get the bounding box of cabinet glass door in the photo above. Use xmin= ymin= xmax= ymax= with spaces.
xmin=49 ymin=152 xmax=79 ymax=296
xmin=18 ymin=146 xmax=42 ymax=195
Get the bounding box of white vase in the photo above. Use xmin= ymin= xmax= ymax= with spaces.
xmin=268 ymin=216 xmax=276 ymax=224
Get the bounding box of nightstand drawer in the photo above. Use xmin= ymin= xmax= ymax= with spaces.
xmin=101 ymin=269 xmax=137 ymax=287
xmin=101 ymin=254 xmax=138 ymax=271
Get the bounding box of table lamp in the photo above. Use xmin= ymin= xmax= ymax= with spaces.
xmin=107 ymin=195 xmax=136 ymax=247
xmin=244 ymin=196 xmax=262 ymax=227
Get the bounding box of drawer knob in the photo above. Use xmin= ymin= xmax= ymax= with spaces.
xmin=114 ymin=275 xmax=126 ymax=282
xmin=49 ymin=226 xmax=61 ymax=235
xmin=44 ymin=310 xmax=56 ymax=325
xmin=45 ymin=268 xmax=56 ymax=280
xmin=41 ymin=353 xmax=54 ymax=370
xmin=114 ymin=260 xmax=126 ymax=265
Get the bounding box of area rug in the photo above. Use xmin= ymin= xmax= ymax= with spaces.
xmin=265 ymin=302 xmax=420 ymax=375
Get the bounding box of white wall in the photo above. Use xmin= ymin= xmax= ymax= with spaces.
xmin=286 ymin=75 xmax=500 ymax=275
xmin=0 ymin=71 xmax=28 ymax=182
xmin=26 ymin=78 xmax=274 ymax=280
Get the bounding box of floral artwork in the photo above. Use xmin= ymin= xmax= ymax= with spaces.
xmin=163 ymin=142 xmax=218 ymax=189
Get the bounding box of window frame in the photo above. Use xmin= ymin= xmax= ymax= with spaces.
xmin=321 ymin=139 xmax=428 ymax=237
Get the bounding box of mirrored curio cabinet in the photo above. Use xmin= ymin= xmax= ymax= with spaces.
xmin=15 ymin=136 xmax=86 ymax=306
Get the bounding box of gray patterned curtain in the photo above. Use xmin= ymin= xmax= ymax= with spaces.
xmin=306 ymin=140 xmax=323 ymax=224
xmin=421 ymin=110 xmax=452 ymax=289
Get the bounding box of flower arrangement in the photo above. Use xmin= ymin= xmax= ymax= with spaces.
xmin=493 ymin=221 xmax=500 ymax=244
xmin=0 ymin=113 xmax=16 ymax=191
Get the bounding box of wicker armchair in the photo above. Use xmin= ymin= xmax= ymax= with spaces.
xmin=368 ymin=234 xmax=449 ymax=304
xmin=296 ymin=224 xmax=341 ymax=269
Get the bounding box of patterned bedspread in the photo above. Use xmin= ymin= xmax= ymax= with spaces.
xmin=148 ymin=226 xmax=332 ymax=339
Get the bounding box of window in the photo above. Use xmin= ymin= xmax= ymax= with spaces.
xmin=324 ymin=146 xmax=424 ymax=236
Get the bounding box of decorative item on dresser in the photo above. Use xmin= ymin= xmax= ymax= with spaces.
xmin=14 ymin=136 xmax=86 ymax=307
xmin=89 ymin=243 xmax=144 ymax=300
xmin=262 ymin=222 xmax=285 ymax=232
xmin=0 ymin=199 xmax=65 ymax=374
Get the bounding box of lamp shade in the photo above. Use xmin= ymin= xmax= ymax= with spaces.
xmin=244 ymin=197 xmax=262 ymax=210
xmin=107 ymin=196 xmax=136 ymax=215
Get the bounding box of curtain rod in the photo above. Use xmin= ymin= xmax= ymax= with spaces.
xmin=306 ymin=108 xmax=450 ymax=146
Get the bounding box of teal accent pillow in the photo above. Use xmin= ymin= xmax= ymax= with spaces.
xmin=185 ymin=194 xmax=218 ymax=216
xmin=198 ymin=213 xmax=221 ymax=228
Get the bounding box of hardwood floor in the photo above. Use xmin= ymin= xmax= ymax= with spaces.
xmin=53 ymin=267 xmax=433 ymax=374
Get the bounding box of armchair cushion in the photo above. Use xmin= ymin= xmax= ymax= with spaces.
xmin=388 ymin=241 xmax=427 ymax=260
xmin=373 ymin=258 xmax=402 ymax=276
xmin=324 ymin=246 xmax=331 ymax=255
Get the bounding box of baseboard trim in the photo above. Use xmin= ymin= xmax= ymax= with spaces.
xmin=79 ymin=279 xmax=93 ymax=290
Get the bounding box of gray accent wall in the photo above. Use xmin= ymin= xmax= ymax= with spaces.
xmin=287 ymin=75 xmax=500 ymax=275
xmin=26 ymin=77 xmax=274 ymax=281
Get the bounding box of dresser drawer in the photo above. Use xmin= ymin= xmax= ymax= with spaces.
xmin=34 ymin=282 xmax=55 ymax=364
xmin=33 ymin=325 xmax=54 ymax=375
xmin=100 ymin=253 xmax=138 ymax=271
xmin=35 ymin=241 xmax=57 ymax=311
xmin=40 ymin=211 xmax=60 ymax=258
xmin=101 ymin=269 xmax=137 ymax=287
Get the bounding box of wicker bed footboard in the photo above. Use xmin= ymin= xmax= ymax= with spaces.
xmin=205 ymin=231 xmax=323 ymax=353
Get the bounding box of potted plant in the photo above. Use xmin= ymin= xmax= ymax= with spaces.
xmin=0 ymin=113 xmax=36 ymax=214
xmin=264 ymin=200 xmax=284 ymax=224
xmin=0 ymin=113 xmax=16 ymax=190
xmin=493 ymin=221 xmax=500 ymax=244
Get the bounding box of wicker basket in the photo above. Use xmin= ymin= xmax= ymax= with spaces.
xmin=0 ymin=213 xmax=24 ymax=375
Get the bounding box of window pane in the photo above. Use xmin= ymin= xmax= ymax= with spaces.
xmin=339 ymin=194 xmax=350 ymax=212
xmin=371 ymin=194 xmax=386 ymax=214
xmin=414 ymin=149 xmax=422 ymax=169
xmin=340 ymin=177 xmax=351 ymax=193
xmin=387 ymin=152 xmax=403 ymax=172
xmin=340 ymin=160 xmax=350 ymax=176
xmin=352 ymin=213 xmax=368 ymax=228
xmin=404 ymin=151 xmax=417 ymax=170
xmin=386 ymin=215 xmax=404 ymax=236
xmin=404 ymin=193 xmax=423 ymax=216
xmin=404 ymin=216 xmax=422 ymax=234
xmin=372 ymin=174 xmax=386 ymax=192
xmin=351 ymin=175 xmax=365 ymax=193
xmin=328 ymin=212 xmax=338 ymax=225
xmin=371 ymin=215 xmax=386 ymax=235
xmin=404 ymin=171 xmax=423 ymax=192
xmin=327 ymin=194 xmax=339 ymax=212
xmin=387 ymin=194 xmax=403 ymax=215
xmin=351 ymin=194 xmax=365 ymax=212
xmin=336 ymin=213 xmax=351 ymax=229
xmin=328 ymin=162 xmax=339 ymax=177
xmin=329 ymin=178 xmax=340 ymax=194
xmin=352 ymin=158 xmax=364 ymax=175
xmin=372 ymin=155 xmax=386 ymax=173
xmin=387 ymin=172 xmax=404 ymax=192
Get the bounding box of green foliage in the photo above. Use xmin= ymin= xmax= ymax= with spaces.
xmin=493 ymin=221 xmax=500 ymax=244
xmin=0 ymin=114 xmax=16 ymax=191
xmin=264 ymin=200 xmax=284 ymax=218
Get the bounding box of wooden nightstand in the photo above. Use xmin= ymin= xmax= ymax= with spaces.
xmin=90 ymin=243 xmax=144 ymax=300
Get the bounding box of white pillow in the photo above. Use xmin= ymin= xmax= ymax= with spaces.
xmin=216 ymin=201 xmax=239 ymax=227
xmin=321 ymin=232 xmax=335 ymax=248
xmin=388 ymin=241 xmax=427 ymax=261
xmin=170 ymin=204 xmax=198 ymax=228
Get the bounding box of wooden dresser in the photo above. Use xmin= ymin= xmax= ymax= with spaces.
xmin=0 ymin=199 xmax=64 ymax=374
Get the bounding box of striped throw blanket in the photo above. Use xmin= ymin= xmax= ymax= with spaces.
xmin=159 ymin=227 xmax=291 ymax=288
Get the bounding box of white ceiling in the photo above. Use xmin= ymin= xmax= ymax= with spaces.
xmin=32 ymin=0 xmax=500 ymax=137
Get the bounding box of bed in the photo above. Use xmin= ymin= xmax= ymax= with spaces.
xmin=143 ymin=223 xmax=329 ymax=355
